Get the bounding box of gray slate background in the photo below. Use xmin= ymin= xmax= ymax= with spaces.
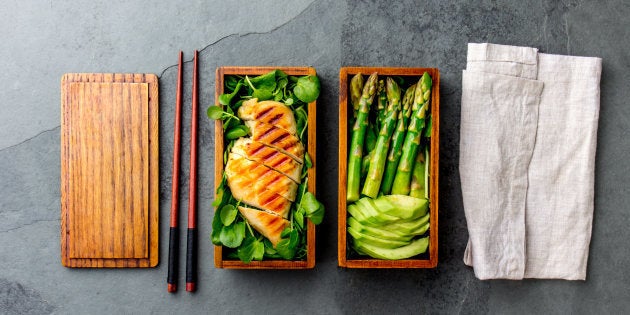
xmin=2 ymin=0 xmax=629 ymax=314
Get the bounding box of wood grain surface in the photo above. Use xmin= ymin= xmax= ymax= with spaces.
xmin=338 ymin=67 xmax=440 ymax=269
xmin=61 ymin=73 xmax=159 ymax=268
xmin=214 ymin=66 xmax=316 ymax=269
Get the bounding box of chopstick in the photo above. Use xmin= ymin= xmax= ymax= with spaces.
xmin=167 ymin=51 xmax=184 ymax=293
xmin=186 ymin=50 xmax=199 ymax=292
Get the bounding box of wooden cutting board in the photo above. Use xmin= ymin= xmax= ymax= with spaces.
xmin=60 ymin=73 xmax=159 ymax=268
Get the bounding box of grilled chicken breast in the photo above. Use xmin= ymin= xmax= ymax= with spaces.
xmin=244 ymin=120 xmax=304 ymax=164
xmin=238 ymin=206 xmax=289 ymax=247
xmin=226 ymin=153 xmax=293 ymax=218
xmin=223 ymin=97 xmax=308 ymax=245
xmin=225 ymin=152 xmax=298 ymax=202
xmin=238 ymin=99 xmax=297 ymax=135
xmin=232 ymin=138 xmax=302 ymax=184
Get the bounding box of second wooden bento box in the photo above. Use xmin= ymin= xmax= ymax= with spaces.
xmin=338 ymin=67 xmax=440 ymax=268
xmin=213 ymin=66 xmax=317 ymax=269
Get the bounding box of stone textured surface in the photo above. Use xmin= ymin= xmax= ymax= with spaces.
xmin=1 ymin=0 xmax=629 ymax=313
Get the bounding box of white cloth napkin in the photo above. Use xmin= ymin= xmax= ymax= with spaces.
xmin=460 ymin=43 xmax=602 ymax=280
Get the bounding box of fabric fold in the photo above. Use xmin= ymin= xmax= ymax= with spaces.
xmin=460 ymin=43 xmax=601 ymax=280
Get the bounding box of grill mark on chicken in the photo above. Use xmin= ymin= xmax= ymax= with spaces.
xmin=255 ymin=106 xmax=274 ymax=120
xmin=267 ymin=113 xmax=284 ymax=126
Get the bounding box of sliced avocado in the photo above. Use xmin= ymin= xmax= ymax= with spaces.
xmin=353 ymin=236 xmax=429 ymax=260
xmin=348 ymin=226 xmax=409 ymax=249
xmin=355 ymin=197 xmax=401 ymax=225
xmin=384 ymin=213 xmax=430 ymax=235
xmin=381 ymin=195 xmax=428 ymax=220
xmin=347 ymin=204 xmax=371 ymax=225
xmin=406 ymin=221 xmax=429 ymax=236
xmin=348 ymin=217 xmax=412 ymax=242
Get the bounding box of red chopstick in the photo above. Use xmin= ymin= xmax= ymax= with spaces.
xmin=167 ymin=51 xmax=184 ymax=293
xmin=186 ymin=50 xmax=199 ymax=292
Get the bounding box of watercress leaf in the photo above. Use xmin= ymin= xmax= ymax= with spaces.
xmin=219 ymin=81 xmax=244 ymax=106
xmin=304 ymin=152 xmax=313 ymax=169
xmin=300 ymin=192 xmax=325 ymax=225
xmin=211 ymin=208 xmax=224 ymax=245
xmin=212 ymin=185 xmax=224 ymax=207
xmin=252 ymin=88 xmax=273 ymax=101
xmin=263 ymin=238 xmax=277 ymax=255
xmin=220 ymin=221 xmax=245 ymax=248
xmin=288 ymin=229 xmax=299 ymax=249
xmin=225 ymin=76 xmax=240 ymax=92
xmin=207 ymin=106 xmax=226 ymax=120
xmin=308 ymin=203 xmax=325 ymax=225
xmin=280 ymin=227 xmax=292 ymax=238
xmin=275 ymin=77 xmax=288 ymax=95
xmin=295 ymin=107 xmax=307 ymax=139
xmin=234 ymin=221 xmax=246 ymax=241
xmin=219 ymin=225 xmax=236 ymax=247
xmin=273 ymin=92 xmax=283 ymax=101
xmin=284 ymin=97 xmax=294 ymax=106
xmin=275 ymin=238 xmax=296 ymax=260
xmin=248 ymin=70 xmax=277 ymax=91
xmin=219 ymin=204 xmax=237 ymax=226
xmin=237 ymin=236 xmax=256 ymax=263
xmin=276 ymin=70 xmax=288 ymax=80
xmin=225 ymin=125 xmax=249 ymax=140
xmin=294 ymin=208 xmax=304 ymax=230
xmin=252 ymin=240 xmax=265 ymax=260
xmin=300 ymin=192 xmax=320 ymax=216
xmin=293 ymin=75 xmax=321 ymax=103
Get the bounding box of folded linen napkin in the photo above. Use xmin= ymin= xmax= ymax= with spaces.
xmin=460 ymin=43 xmax=602 ymax=280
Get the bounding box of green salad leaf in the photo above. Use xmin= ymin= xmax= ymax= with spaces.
xmin=225 ymin=124 xmax=250 ymax=140
xmin=219 ymin=81 xmax=243 ymax=106
xmin=300 ymin=192 xmax=325 ymax=225
xmin=220 ymin=221 xmax=246 ymax=248
xmin=219 ymin=204 xmax=237 ymax=226
xmin=293 ymin=75 xmax=320 ymax=103
xmin=237 ymin=236 xmax=265 ymax=263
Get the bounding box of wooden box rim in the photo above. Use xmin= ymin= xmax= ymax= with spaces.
xmin=214 ymin=66 xmax=317 ymax=269
xmin=337 ymin=66 xmax=440 ymax=269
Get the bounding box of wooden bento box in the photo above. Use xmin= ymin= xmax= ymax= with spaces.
xmin=338 ymin=67 xmax=439 ymax=268
xmin=214 ymin=66 xmax=317 ymax=269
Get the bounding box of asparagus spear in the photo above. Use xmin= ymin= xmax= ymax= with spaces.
xmin=362 ymin=78 xmax=401 ymax=198
xmin=380 ymin=84 xmax=415 ymax=194
xmin=347 ymin=72 xmax=378 ymax=202
xmin=376 ymin=79 xmax=387 ymax=129
xmin=391 ymin=72 xmax=432 ymax=195
xmin=350 ymin=73 xmax=364 ymax=118
xmin=409 ymin=150 xmax=426 ymax=198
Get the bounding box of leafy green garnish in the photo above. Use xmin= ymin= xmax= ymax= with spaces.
xmin=207 ymin=105 xmax=240 ymax=121
xmin=219 ymin=81 xmax=243 ymax=106
xmin=300 ymin=192 xmax=324 ymax=225
xmin=237 ymin=236 xmax=265 ymax=263
xmin=220 ymin=221 xmax=246 ymax=248
xmin=275 ymin=228 xmax=299 ymax=259
xmin=245 ymin=73 xmax=276 ymax=101
xmin=219 ymin=204 xmax=237 ymax=226
xmin=293 ymin=75 xmax=320 ymax=103
xmin=304 ymin=152 xmax=313 ymax=169
xmin=225 ymin=124 xmax=250 ymax=140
